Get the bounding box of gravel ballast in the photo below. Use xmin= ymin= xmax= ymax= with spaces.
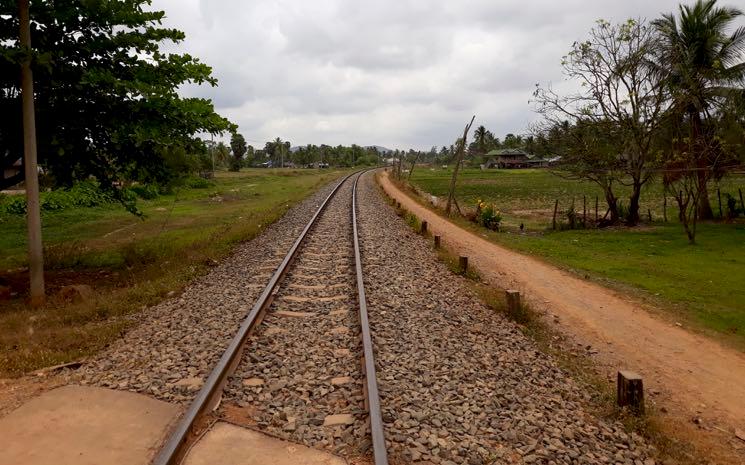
xmin=355 ymin=170 xmax=655 ymax=465
xmin=77 ymin=175 xmax=346 ymax=403
xmin=222 ymin=174 xmax=368 ymax=457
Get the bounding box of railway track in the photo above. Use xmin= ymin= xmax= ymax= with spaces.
xmin=152 ymin=170 xmax=387 ymax=465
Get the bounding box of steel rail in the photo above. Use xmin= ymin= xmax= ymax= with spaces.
xmin=352 ymin=172 xmax=389 ymax=465
xmin=152 ymin=171 xmax=359 ymax=465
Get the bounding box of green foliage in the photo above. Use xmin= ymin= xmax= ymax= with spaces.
xmin=2 ymin=196 xmax=28 ymax=215
xmin=1 ymin=181 xmax=115 ymax=215
xmin=724 ymin=193 xmax=740 ymax=218
xmin=184 ymin=176 xmax=212 ymax=189
xmin=129 ymin=184 xmax=160 ymax=200
xmin=0 ymin=0 xmax=234 ymax=191
xmin=230 ymin=133 xmax=248 ymax=171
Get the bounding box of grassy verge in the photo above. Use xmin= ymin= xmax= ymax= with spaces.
xmin=0 ymin=168 xmax=349 ymax=376
xmin=383 ymin=184 xmax=703 ymax=465
xmin=403 ymin=168 xmax=745 ymax=349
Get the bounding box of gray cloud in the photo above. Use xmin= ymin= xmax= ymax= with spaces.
xmin=153 ymin=0 xmax=742 ymax=150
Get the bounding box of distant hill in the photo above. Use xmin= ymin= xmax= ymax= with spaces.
xmin=289 ymin=145 xmax=393 ymax=153
xmin=365 ymin=145 xmax=392 ymax=154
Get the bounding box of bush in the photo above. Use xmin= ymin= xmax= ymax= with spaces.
xmin=0 ymin=181 xmax=115 ymax=215
xmin=475 ymin=199 xmax=502 ymax=231
xmin=184 ymin=176 xmax=212 ymax=189
xmin=129 ymin=184 xmax=160 ymax=200
xmin=725 ymin=193 xmax=740 ymax=219
xmin=2 ymin=195 xmax=27 ymax=215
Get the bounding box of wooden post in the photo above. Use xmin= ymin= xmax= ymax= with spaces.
xmin=420 ymin=221 xmax=428 ymax=234
xmin=434 ymin=235 xmax=441 ymax=249
xmin=617 ymin=371 xmax=644 ymax=414
xmin=647 ymin=209 xmax=652 ymax=222
xmin=580 ymin=195 xmax=585 ymax=227
xmin=458 ymin=256 xmax=468 ymax=273
xmin=396 ymin=201 xmax=401 ymax=209
xmin=739 ymin=188 xmax=744 ymax=214
xmin=595 ymin=196 xmax=598 ymax=223
xmin=445 ymin=116 xmax=475 ymax=215
xmin=19 ymin=0 xmax=45 ymax=307
xmin=717 ymin=188 xmax=722 ymax=219
xmin=505 ymin=290 xmax=520 ymax=314
xmin=663 ymin=194 xmax=667 ymax=222
xmin=552 ymin=199 xmax=559 ymax=230
xmin=407 ymin=152 xmax=420 ymax=180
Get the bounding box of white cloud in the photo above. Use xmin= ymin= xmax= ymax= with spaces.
xmin=151 ymin=0 xmax=742 ymax=150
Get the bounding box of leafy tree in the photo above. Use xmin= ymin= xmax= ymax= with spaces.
xmin=503 ymin=133 xmax=523 ymax=149
xmin=534 ymin=19 xmax=668 ymax=226
xmin=653 ymin=0 xmax=745 ymax=219
xmin=0 ymin=0 xmax=233 ymax=191
xmin=547 ymin=119 xmax=625 ymax=223
xmin=230 ymin=132 xmax=247 ymax=171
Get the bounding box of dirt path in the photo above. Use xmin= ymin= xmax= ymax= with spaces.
xmin=379 ymin=171 xmax=745 ymax=462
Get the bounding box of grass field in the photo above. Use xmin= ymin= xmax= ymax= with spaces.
xmin=407 ymin=167 xmax=745 ymax=348
xmin=0 ymin=168 xmax=348 ymax=376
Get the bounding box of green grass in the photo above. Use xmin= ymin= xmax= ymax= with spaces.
xmin=407 ymin=167 xmax=745 ymax=348
xmin=0 ymin=168 xmax=350 ymax=376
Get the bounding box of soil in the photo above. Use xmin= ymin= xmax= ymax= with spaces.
xmin=380 ymin=170 xmax=745 ymax=464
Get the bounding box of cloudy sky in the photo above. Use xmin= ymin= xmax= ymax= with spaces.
xmin=151 ymin=0 xmax=727 ymax=150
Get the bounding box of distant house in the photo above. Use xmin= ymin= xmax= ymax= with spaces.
xmin=481 ymin=157 xmax=499 ymax=169
xmin=483 ymin=149 xmax=549 ymax=169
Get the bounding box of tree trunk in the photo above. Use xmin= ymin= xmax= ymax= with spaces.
xmin=19 ymin=0 xmax=45 ymax=306
xmin=690 ymin=110 xmax=714 ymax=220
xmin=697 ymin=176 xmax=713 ymax=220
xmin=626 ymin=181 xmax=642 ymax=226
xmin=604 ymin=190 xmax=620 ymax=225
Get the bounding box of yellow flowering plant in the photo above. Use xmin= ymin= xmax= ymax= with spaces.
xmin=475 ymin=199 xmax=502 ymax=230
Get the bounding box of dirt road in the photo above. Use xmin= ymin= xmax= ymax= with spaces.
xmin=379 ymin=171 xmax=745 ymax=463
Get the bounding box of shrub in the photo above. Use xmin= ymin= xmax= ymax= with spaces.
xmin=129 ymin=184 xmax=160 ymax=200
xmin=725 ymin=193 xmax=739 ymax=219
xmin=0 ymin=181 xmax=115 ymax=215
xmin=184 ymin=176 xmax=212 ymax=189
xmin=475 ymin=199 xmax=502 ymax=231
xmin=2 ymin=195 xmax=27 ymax=215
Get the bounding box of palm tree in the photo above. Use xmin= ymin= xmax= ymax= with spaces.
xmin=473 ymin=125 xmax=488 ymax=154
xmin=274 ymin=137 xmax=285 ymax=168
xmin=653 ymin=0 xmax=745 ymax=219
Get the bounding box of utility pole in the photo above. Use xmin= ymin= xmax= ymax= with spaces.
xmin=19 ymin=0 xmax=45 ymax=306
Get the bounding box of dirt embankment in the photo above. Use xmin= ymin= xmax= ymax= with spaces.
xmin=379 ymin=171 xmax=745 ymax=464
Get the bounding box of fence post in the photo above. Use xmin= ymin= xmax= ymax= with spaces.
xmin=505 ymin=290 xmax=521 ymax=314
xmin=434 ymin=235 xmax=441 ymax=249
xmin=617 ymin=371 xmax=644 ymax=414
xmin=552 ymin=199 xmax=559 ymax=230
xmin=595 ymin=196 xmax=598 ymax=223
xmin=717 ymin=188 xmax=722 ymax=219
xmin=459 ymin=256 xmax=468 ymax=274
xmin=420 ymin=221 xmax=428 ymax=234
xmin=663 ymin=194 xmax=667 ymax=222
xmin=583 ymin=195 xmax=587 ymax=228
xmin=739 ymin=188 xmax=744 ymax=214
